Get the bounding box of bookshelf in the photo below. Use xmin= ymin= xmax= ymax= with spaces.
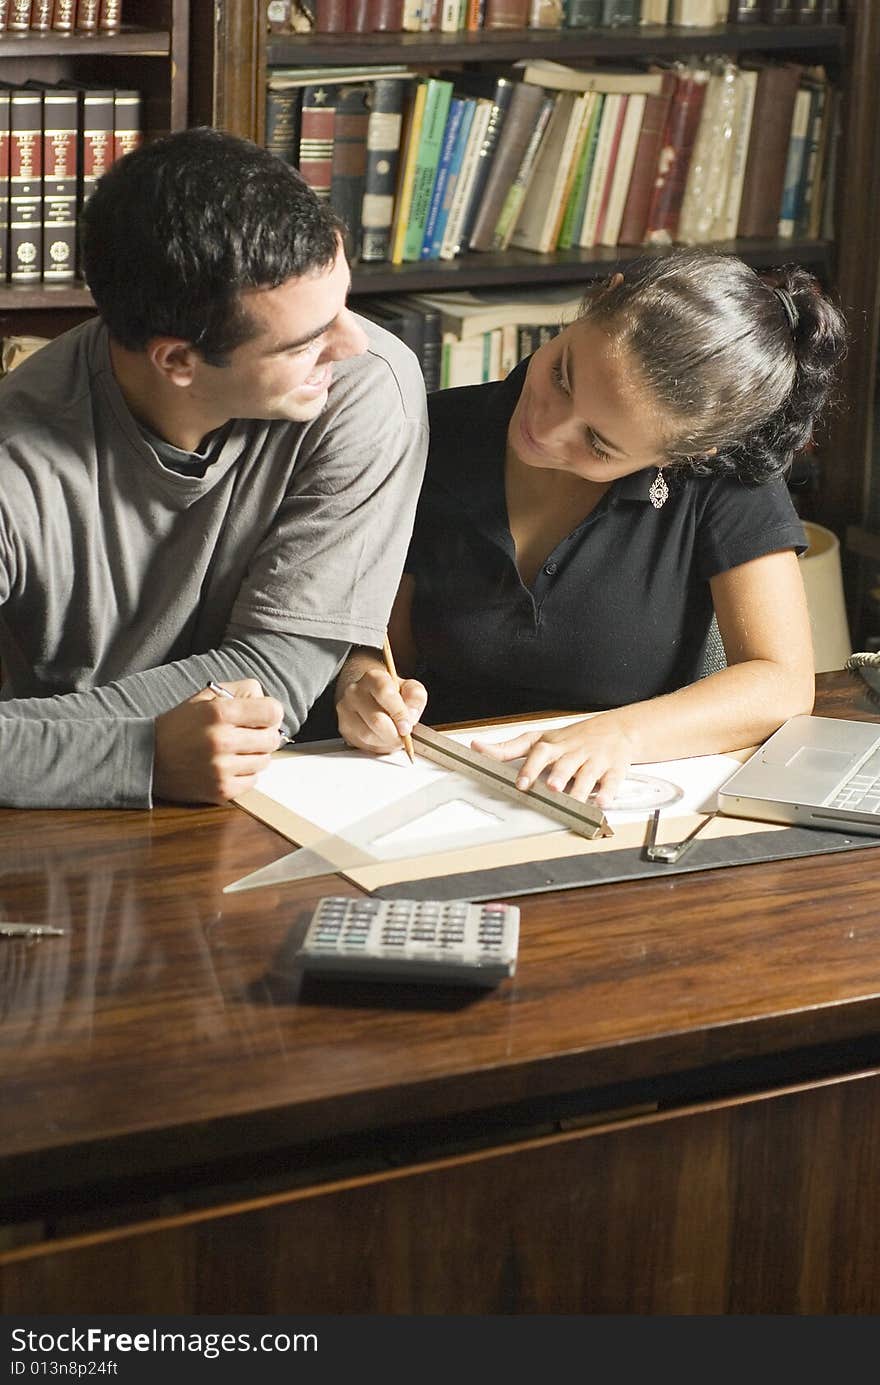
xmin=191 ymin=0 xmax=880 ymax=644
xmin=0 ymin=0 xmax=189 ymax=333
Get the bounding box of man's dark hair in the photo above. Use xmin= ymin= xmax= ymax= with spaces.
xmin=81 ymin=126 xmax=343 ymax=364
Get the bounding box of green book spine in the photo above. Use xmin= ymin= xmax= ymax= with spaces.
xmin=561 ymin=93 xmax=604 ymax=249
xmin=402 ymin=78 xmax=454 ymax=262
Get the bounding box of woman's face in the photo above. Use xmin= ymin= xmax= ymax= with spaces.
xmin=508 ymin=318 xmax=672 ymax=483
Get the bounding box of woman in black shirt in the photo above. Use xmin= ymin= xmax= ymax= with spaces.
xmin=332 ymin=248 xmax=847 ymax=807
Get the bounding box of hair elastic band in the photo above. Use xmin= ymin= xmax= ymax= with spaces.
xmin=773 ymin=286 xmax=799 ymax=334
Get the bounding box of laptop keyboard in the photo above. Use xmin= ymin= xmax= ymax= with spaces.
xmin=828 ymin=748 xmax=880 ymax=812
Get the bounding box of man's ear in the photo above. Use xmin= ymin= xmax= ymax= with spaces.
xmin=147 ymin=338 xmax=199 ymax=387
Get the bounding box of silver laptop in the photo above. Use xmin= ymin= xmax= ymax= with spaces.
xmin=718 ymin=715 xmax=880 ymax=837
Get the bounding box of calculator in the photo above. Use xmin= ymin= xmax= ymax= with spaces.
xmin=296 ymin=896 xmax=520 ymax=987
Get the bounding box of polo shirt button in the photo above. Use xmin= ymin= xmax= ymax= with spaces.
xmin=543 ymin=561 xmax=558 ymax=576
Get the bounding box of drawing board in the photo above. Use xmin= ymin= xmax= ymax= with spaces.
xmin=228 ymin=714 xmax=767 ymax=895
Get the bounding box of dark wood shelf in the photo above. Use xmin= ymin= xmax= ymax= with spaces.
xmin=0 ymin=27 xmax=170 ymax=58
xmin=0 ymin=283 xmax=95 ymax=310
xmin=268 ymin=23 xmax=845 ymax=68
xmin=349 ymin=239 xmax=833 ymax=296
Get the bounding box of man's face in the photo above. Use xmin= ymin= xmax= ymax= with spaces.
xmin=194 ymin=238 xmax=369 ymax=424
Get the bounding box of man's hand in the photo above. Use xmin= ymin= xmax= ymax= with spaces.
xmin=153 ymin=680 xmax=286 ymax=804
xmin=336 ymin=662 xmax=428 ymax=755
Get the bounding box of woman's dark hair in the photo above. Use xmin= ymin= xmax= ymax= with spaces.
xmin=581 ymin=247 xmax=848 ymax=483
xmin=81 ymin=126 xmax=344 ymax=364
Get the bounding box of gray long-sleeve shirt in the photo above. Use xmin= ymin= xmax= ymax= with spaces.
xmin=0 ymin=315 xmax=427 ymax=807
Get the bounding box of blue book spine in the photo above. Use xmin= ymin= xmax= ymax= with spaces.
xmin=427 ymin=98 xmax=475 ymax=260
xmin=419 ymin=98 xmax=465 ymax=262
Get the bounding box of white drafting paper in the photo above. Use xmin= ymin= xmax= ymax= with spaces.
xmin=248 ymin=713 xmax=744 ymax=862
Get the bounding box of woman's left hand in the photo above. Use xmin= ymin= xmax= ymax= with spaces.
xmin=471 ymin=715 xmax=638 ymax=808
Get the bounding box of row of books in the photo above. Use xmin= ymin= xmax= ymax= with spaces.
xmin=358 ymin=284 xmax=581 ymax=390
xmin=269 ymin=0 xmax=842 ymax=35
xmin=0 ymin=83 xmax=143 ymax=284
xmin=266 ymin=57 xmax=837 ymax=265
xmin=0 ymin=0 xmax=122 ymax=31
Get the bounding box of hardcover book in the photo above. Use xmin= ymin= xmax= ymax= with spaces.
xmin=8 ymin=0 xmax=30 ymax=27
xmin=617 ymin=67 xmax=674 ymax=244
xmin=389 ymin=79 xmax=428 ymax=263
xmin=298 ymin=83 xmax=339 ymax=201
xmin=777 ymin=79 xmax=812 ymax=237
xmin=468 ymin=81 xmax=549 ymax=252
xmin=509 ymin=90 xmax=578 ymax=252
xmin=30 ymin=0 xmax=53 ymax=27
xmin=441 ymin=73 xmax=514 ymax=253
xmin=492 ymin=92 xmax=555 ymax=250
xmin=41 ymin=83 xmax=78 ymax=282
xmin=642 ymin=62 xmax=710 ymax=245
xmin=419 ymin=95 xmax=467 ymax=259
xmin=484 ymin=0 xmax=528 ymax=25
xmin=792 ymin=68 xmax=827 ymax=239
xmin=516 ymin=59 xmax=664 ymax=95
xmin=676 ymin=60 xmax=739 ymax=245
xmin=437 ymin=98 xmax=491 ymax=258
xmin=98 ymin=0 xmax=121 ymax=30
xmin=360 ymin=75 xmax=409 ymax=262
xmin=75 ymin=0 xmax=100 ymax=29
xmin=601 ymin=0 xmax=640 ymax=22
xmin=709 ymin=63 xmax=757 ymax=240
xmin=265 ymin=83 xmax=303 ymax=164
xmin=565 ymin=0 xmax=602 ymax=22
xmin=736 ymin=61 xmax=801 ymax=237
xmin=330 ymin=83 xmax=371 ymax=261
xmin=599 ymin=90 xmax=648 ymax=245
xmin=556 ymin=90 xmax=603 ymax=248
xmin=9 ymin=85 xmax=42 ymax=283
xmin=51 ymin=0 xmax=75 ymax=29
xmin=402 ymin=76 xmax=454 ymax=261
xmin=394 ymin=292 xmax=443 ymax=390
xmin=314 ymin=0 xmax=347 ymax=29
xmin=425 ymin=96 xmax=475 ymax=259
xmin=369 ymin=0 xmax=404 ymax=26
xmin=577 ymin=91 xmax=624 ymax=248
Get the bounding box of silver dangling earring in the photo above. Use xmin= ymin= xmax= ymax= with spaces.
xmin=649 ymin=467 xmax=669 ymax=509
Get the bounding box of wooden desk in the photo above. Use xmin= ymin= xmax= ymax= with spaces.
xmin=3 ymin=671 xmax=880 ymax=1314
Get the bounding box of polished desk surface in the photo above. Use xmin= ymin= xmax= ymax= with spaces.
xmin=3 ymin=671 xmax=880 ymax=1214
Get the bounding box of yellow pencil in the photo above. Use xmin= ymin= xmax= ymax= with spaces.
xmin=382 ymin=634 xmax=415 ymax=764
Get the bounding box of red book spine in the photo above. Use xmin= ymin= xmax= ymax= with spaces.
xmin=0 ymin=0 xmax=8 ymax=30
xmin=617 ymin=71 xmax=675 ymax=246
xmin=643 ymin=70 xmax=708 ymax=243
xmin=75 ymin=0 xmax=100 ymax=29
xmin=51 ymin=0 xmax=75 ymax=30
xmin=42 ymin=86 xmax=78 ymax=282
xmin=30 ymin=0 xmax=53 ymax=28
xmin=9 ymin=87 xmax=42 ymax=283
xmin=347 ymin=0 xmax=371 ymax=29
xmin=8 ymin=0 xmax=32 ymax=31
xmin=314 ymin=0 xmax=347 ymax=29
xmin=483 ymin=0 xmax=527 ymax=25
xmin=298 ymin=85 xmax=338 ymax=200
xmin=369 ymin=0 xmax=403 ymax=28
xmin=98 ymin=0 xmax=121 ymax=30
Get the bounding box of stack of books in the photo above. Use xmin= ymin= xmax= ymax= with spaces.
xmin=358 ymin=283 xmax=586 ymax=389
xmin=1 ymin=83 xmax=143 ymax=284
xmin=266 ymin=55 xmax=838 ymax=264
xmin=292 ymin=0 xmax=842 ymax=37
xmin=0 ymin=1 xmax=123 ymax=32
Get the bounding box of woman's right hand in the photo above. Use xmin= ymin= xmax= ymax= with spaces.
xmin=336 ymin=663 xmax=428 ymax=755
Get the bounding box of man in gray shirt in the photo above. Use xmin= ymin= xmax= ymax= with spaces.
xmin=0 ymin=128 xmax=427 ymax=809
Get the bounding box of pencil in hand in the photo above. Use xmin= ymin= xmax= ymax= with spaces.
xmin=381 ymin=635 xmax=416 ymax=764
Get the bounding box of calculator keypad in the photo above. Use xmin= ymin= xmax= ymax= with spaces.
xmin=297 ymin=897 xmax=519 ymax=986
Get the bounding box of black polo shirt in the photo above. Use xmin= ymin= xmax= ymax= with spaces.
xmin=407 ymin=359 xmax=806 ymax=724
